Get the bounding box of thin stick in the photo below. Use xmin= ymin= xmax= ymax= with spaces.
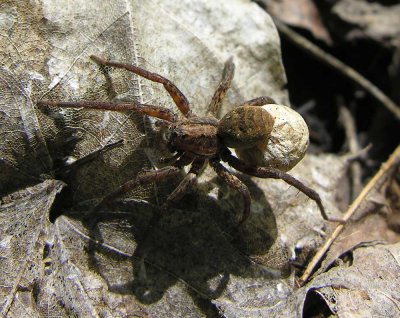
xmin=274 ymin=19 xmax=400 ymax=120
xmin=299 ymin=145 xmax=400 ymax=285
xmin=338 ymin=100 xmax=363 ymax=198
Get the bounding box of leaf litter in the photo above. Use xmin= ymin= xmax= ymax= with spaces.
xmin=0 ymin=0 xmax=399 ymax=317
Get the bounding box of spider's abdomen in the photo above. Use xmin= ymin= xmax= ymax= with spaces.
xmin=217 ymin=106 xmax=275 ymax=149
xmin=167 ymin=121 xmax=219 ymax=157
xmin=222 ymin=104 xmax=310 ymax=172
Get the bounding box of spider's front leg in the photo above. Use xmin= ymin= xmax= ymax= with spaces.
xmin=37 ymin=100 xmax=177 ymax=123
xmin=220 ymin=149 xmax=344 ymax=223
xmin=90 ymin=55 xmax=191 ymax=117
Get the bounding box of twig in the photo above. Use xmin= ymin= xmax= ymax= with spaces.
xmin=338 ymin=99 xmax=363 ymax=199
xmin=273 ymin=19 xmax=400 ymax=120
xmin=345 ymin=144 xmax=372 ymax=162
xmin=299 ymin=145 xmax=400 ymax=285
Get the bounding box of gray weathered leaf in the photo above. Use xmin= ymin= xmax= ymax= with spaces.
xmin=48 ymin=201 xmax=286 ymax=317
xmin=303 ymin=243 xmax=400 ymax=317
xmin=210 ymin=154 xmax=348 ymax=317
xmin=0 ymin=68 xmax=52 ymax=195
xmin=0 ymin=180 xmax=64 ymax=317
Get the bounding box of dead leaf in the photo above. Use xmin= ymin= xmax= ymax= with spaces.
xmin=303 ymin=243 xmax=400 ymax=317
xmin=332 ymin=0 xmax=400 ymax=46
xmin=0 ymin=0 xmax=382 ymax=317
xmin=47 ymin=201 xmax=291 ymax=317
xmin=0 ymin=180 xmax=64 ymax=317
xmin=0 ymin=0 xmax=296 ymax=316
xmin=0 ymin=67 xmax=52 ymax=195
xmin=320 ymin=214 xmax=400 ymax=274
xmin=263 ymin=0 xmax=332 ymax=44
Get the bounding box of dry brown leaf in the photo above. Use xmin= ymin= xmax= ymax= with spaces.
xmin=332 ymin=0 xmax=400 ymax=46
xmin=263 ymin=0 xmax=332 ymax=44
xmin=320 ymin=214 xmax=400 ymax=274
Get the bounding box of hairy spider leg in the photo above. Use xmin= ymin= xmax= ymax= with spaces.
xmin=94 ymin=166 xmax=181 ymax=211
xmin=164 ymin=158 xmax=205 ymax=207
xmin=210 ymin=160 xmax=251 ymax=224
xmin=94 ymin=156 xmax=204 ymax=211
xmin=207 ymin=57 xmax=235 ymax=118
xmin=206 ymin=57 xmax=276 ymax=118
xmin=90 ymin=55 xmax=191 ymax=117
xmin=170 ymin=152 xmax=197 ymax=167
xmin=237 ymin=96 xmax=277 ymax=107
xmin=220 ymin=149 xmax=344 ymax=223
xmin=158 ymin=151 xmax=184 ymax=165
xmin=36 ymin=100 xmax=177 ymax=122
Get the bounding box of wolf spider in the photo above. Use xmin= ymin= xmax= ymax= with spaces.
xmin=38 ymin=55 xmax=341 ymax=224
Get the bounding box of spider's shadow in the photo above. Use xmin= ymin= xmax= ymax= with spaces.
xmin=77 ymin=184 xmax=280 ymax=314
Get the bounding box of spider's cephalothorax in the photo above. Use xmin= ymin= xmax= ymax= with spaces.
xmin=165 ymin=118 xmax=219 ymax=158
xmin=38 ymin=55 xmax=342 ymax=224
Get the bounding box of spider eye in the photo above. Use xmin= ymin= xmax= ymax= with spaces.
xmin=217 ymin=106 xmax=274 ymax=149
